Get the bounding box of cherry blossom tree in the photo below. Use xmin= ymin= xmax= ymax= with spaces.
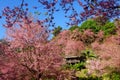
xmin=0 ymin=17 xmax=68 ymax=80
xmin=1 ymin=0 xmax=120 ymax=27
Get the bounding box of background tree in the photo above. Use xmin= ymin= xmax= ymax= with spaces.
xmin=4 ymin=16 xmax=67 ymax=80
xmin=52 ymin=26 xmax=62 ymax=36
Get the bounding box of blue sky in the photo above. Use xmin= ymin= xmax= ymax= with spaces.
xmin=0 ymin=0 xmax=20 ymax=39
xmin=0 ymin=0 xmax=83 ymax=39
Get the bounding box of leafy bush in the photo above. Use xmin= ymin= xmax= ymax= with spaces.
xmin=66 ymin=62 xmax=86 ymax=70
xmin=76 ymin=71 xmax=120 ymax=80
xmin=69 ymin=18 xmax=116 ymax=36
xmin=69 ymin=26 xmax=79 ymax=31
xmin=109 ymin=72 xmax=120 ymax=80
xmin=52 ymin=26 xmax=62 ymax=36
xmin=4 ymin=17 xmax=66 ymax=80
xmin=81 ymin=49 xmax=97 ymax=59
xmin=80 ymin=19 xmax=101 ymax=33
xmin=102 ymin=71 xmax=120 ymax=80
xmin=75 ymin=69 xmax=88 ymax=78
xmin=101 ymin=22 xmax=116 ymax=36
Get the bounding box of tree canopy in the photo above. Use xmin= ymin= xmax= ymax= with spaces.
xmin=1 ymin=0 xmax=120 ymax=28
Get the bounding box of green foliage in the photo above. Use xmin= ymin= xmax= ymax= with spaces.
xmin=80 ymin=19 xmax=101 ymax=33
xmin=75 ymin=66 xmax=120 ymax=80
xmin=80 ymin=19 xmax=116 ymax=36
xmin=110 ymin=72 xmax=120 ymax=80
xmin=102 ymin=71 xmax=120 ymax=80
xmin=101 ymin=22 xmax=116 ymax=36
xmin=81 ymin=49 xmax=97 ymax=59
xmin=75 ymin=69 xmax=88 ymax=78
xmin=76 ymin=71 xmax=120 ymax=80
xmin=69 ymin=19 xmax=116 ymax=36
xmin=69 ymin=26 xmax=79 ymax=31
xmin=52 ymin=26 xmax=62 ymax=36
xmin=68 ymin=62 xmax=86 ymax=70
xmin=63 ymin=61 xmax=86 ymax=71
xmin=75 ymin=69 xmax=102 ymax=80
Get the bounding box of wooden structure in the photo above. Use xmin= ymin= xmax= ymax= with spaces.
xmin=65 ymin=56 xmax=86 ymax=65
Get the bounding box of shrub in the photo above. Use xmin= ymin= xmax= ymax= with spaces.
xmin=69 ymin=26 xmax=79 ymax=31
xmin=102 ymin=71 xmax=120 ymax=80
xmin=69 ymin=18 xmax=116 ymax=37
xmin=4 ymin=17 xmax=66 ymax=80
xmin=65 ymin=62 xmax=86 ymax=70
xmin=52 ymin=26 xmax=62 ymax=36
xmin=101 ymin=22 xmax=116 ymax=36
xmin=76 ymin=70 xmax=120 ymax=80
xmin=80 ymin=19 xmax=101 ymax=33
xmin=81 ymin=49 xmax=97 ymax=59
